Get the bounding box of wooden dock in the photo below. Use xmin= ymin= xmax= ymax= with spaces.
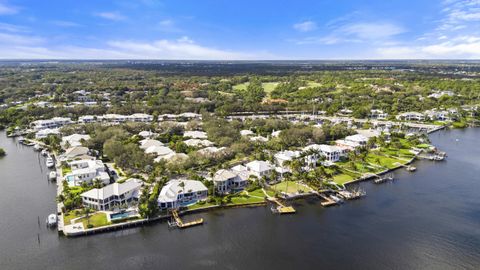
xmin=317 ymin=193 xmax=338 ymax=207
xmin=170 ymin=210 xmax=203 ymax=229
xmin=266 ymin=197 xmax=296 ymax=214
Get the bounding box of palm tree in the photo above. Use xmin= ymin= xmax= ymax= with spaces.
xmin=83 ymin=207 xmax=92 ymax=227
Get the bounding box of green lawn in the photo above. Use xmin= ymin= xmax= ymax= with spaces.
xmin=271 ymin=181 xmax=311 ymax=194
xmin=62 ymin=166 xmax=72 ymax=175
xmin=79 ymin=212 xmax=110 ymax=228
xmin=187 ymin=201 xmax=218 ymax=210
xmin=232 ymin=82 xmax=279 ymax=95
xmin=63 ymin=209 xmax=83 ymax=225
xmin=366 ymin=153 xmax=407 ymax=169
xmin=248 ymin=188 xmax=267 ymax=198
xmin=229 ymin=193 xmax=264 ymax=204
xmin=332 ymin=173 xmax=356 ymax=184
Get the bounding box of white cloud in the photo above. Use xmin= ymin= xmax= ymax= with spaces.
xmin=0 ymin=35 xmax=276 ymax=60
xmin=94 ymin=11 xmax=126 ymax=21
xmin=377 ymin=35 xmax=480 ymax=59
xmin=0 ymin=2 xmax=18 ymax=15
xmin=293 ymin=21 xmax=317 ymax=32
xmin=293 ymin=21 xmax=405 ymax=45
xmin=340 ymin=22 xmax=406 ymax=40
xmin=0 ymin=32 xmax=44 ymax=45
xmin=0 ymin=22 xmax=28 ymax=32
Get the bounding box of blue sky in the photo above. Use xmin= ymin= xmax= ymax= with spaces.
xmin=0 ymin=0 xmax=480 ymax=59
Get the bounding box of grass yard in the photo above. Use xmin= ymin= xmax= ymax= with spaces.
xmin=248 ymin=188 xmax=267 ymax=198
xmin=187 ymin=201 xmax=218 ymax=210
xmin=79 ymin=212 xmax=110 ymax=228
xmin=333 ymin=173 xmax=356 ymax=184
xmin=366 ymin=153 xmax=407 ymax=169
xmin=232 ymin=82 xmax=279 ymax=95
xmin=63 ymin=209 xmax=83 ymax=225
xmin=229 ymin=193 xmax=265 ymax=204
xmin=271 ymin=181 xmax=311 ymax=194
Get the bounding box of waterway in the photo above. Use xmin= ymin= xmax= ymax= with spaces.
xmin=0 ymin=128 xmax=479 ymax=269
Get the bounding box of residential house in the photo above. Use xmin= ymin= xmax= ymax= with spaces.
xmin=81 ymin=178 xmax=143 ymax=210
xmin=157 ymin=179 xmax=208 ymax=209
xmin=183 ymin=130 xmax=208 ymax=139
xmin=396 ymin=112 xmax=425 ymax=121
xmin=245 ymin=160 xmax=273 ymax=178
xmin=61 ymin=134 xmax=90 ymax=148
xmin=31 ymin=117 xmax=72 ymax=131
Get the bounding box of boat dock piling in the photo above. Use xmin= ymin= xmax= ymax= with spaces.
xmin=168 ymin=210 xmax=204 ymax=229
xmin=316 ymin=193 xmax=338 ymax=207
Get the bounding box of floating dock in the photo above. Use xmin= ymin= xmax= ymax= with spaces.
xmin=267 ymin=197 xmax=296 ymax=214
xmin=169 ymin=210 xmax=203 ymax=229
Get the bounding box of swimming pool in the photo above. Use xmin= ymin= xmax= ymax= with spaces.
xmin=110 ymin=211 xmax=134 ymax=221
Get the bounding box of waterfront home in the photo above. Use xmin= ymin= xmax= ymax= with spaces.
xmin=424 ymin=109 xmax=459 ymax=121
xmin=81 ymin=178 xmax=143 ymax=210
xmin=213 ymin=169 xmax=249 ymax=194
xmin=61 ymin=134 xmax=90 ymax=148
xmin=139 ymin=139 xmax=164 ymax=150
xmin=30 ymin=117 xmax=73 ymax=131
xmin=157 ymin=179 xmax=208 ymax=209
xmin=183 ymin=130 xmax=208 ymax=139
xmin=184 ymin=139 xmax=214 ymax=147
xmin=68 ymin=159 xmax=105 ymax=171
xmin=396 ymin=112 xmax=425 ymax=121
xmin=303 ymin=144 xmax=344 ymax=164
xmin=245 ymin=160 xmax=273 ymax=178
xmin=35 ymin=128 xmax=60 ymax=139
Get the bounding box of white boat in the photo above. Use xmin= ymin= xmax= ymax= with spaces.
xmin=41 ymin=149 xmax=49 ymax=156
xmin=46 ymin=157 xmax=55 ymax=168
xmin=46 ymin=214 xmax=57 ymax=227
xmin=18 ymin=136 xmax=25 ymax=143
xmin=48 ymin=171 xmax=57 ymax=180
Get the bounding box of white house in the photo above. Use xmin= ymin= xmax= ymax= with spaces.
xmin=61 ymin=134 xmax=90 ymax=148
xmin=303 ymin=144 xmax=344 ymax=164
xmin=183 ymin=130 xmax=208 ymax=139
xmin=245 ymin=160 xmax=273 ymax=178
xmin=157 ymin=179 xmax=208 ymax=209
xmin=102 ymin=114 xmax=127 ymax=123
xmin=78 ymin=115 xmax=97 ymax=123
xmin=64 ymin=159 xmax=109 ymax=186
xmin=81 ymin=178 xmax=143 ymax=210
xmin=213 ymin=168 xmax=249 ymax=194
xmin=31 ymin=117 xmax=72 ymax=131
xmin=128 ymin=113 xmax=153 ymax=122
xmin=344 ymin=134 xmax=368 ymax=147
xmin=139 ymin=139 xmax=164 ymax=150
xmin=184 ymin=139 xmax=214 ymax=147
xmin=60 ymin=146 xmax=91 ymax=161
xmin=145 ymin=145 xmax=174 ymax=157
xmin=370 ymin=109 xmax=388 ymax=120
xmin=240 ymin=130 xmax=254 ymax=136
xmin=396 ymin=112 xmax=425 ymax=121
xmin=35 ymin=128 xmax=60 ymax=139
xmin=274 ymin=150 xmax=301 ymax=167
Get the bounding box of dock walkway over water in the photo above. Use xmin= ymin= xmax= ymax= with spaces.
xmin=169 ymin=210 xmax=204 ymax=228
xmin=266 ymin=197 xmax=296 ymax=214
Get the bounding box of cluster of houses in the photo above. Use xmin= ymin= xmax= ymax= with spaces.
xmin=396 ymin=108 xmax=459 ymax=122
